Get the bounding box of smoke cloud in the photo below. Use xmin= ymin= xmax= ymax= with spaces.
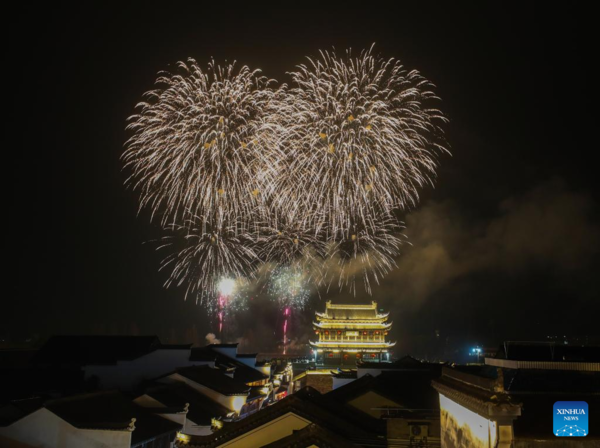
xmin=390 ymin=178 xmax=599 ymax=305
xmin=205 ymin=333 xmax=221 ymax=345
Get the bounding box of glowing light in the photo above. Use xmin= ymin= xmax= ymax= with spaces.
xmin=218 ymin=278 xmax=236 ymax=296
xmin=176 ymin=432 xmax=190 ymax=442
xmin=231 ymin=396 xmax=246 ymax=413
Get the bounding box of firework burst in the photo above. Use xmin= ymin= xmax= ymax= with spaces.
xmin=157 ymin=215 xmax=258 ymax=303
xmin=273 ymin=46 xmax=447 ymax=236
xmin=123 ymin=59 xmax=282 ymax=230
xmin=322 ymin=212 xmax=406 ymax=295
xmin=125 ymin=47 xmax=447 ymax=307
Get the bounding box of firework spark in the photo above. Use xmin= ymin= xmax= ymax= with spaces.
xmin=268 ymin=266 xmax=311 ymax=309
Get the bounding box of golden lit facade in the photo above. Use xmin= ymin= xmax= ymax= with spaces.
xmin=310 ymin=301 xmax=395 ymax=365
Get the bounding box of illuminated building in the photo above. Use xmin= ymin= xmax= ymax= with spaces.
xmin=310 ymin=301 xmax=395 ymax=365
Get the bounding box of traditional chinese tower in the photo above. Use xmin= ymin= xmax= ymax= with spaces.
xmin=310 ymin=301 xmax=395 ymax=365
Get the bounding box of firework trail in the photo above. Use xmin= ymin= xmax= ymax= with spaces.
xmin=268 ymin=266 xmax=311 ymax=353
xmin=282 ymin=307 xmax=290 ymax=355
xmin=217 ymin=277 xmax=236 ymax=338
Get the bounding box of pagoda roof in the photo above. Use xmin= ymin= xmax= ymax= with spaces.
xmin=313 ymin=321 xmax=392 ymax=329
xmin=310 ymin=341 xmax=396 ymax=349
xmin=316 ymin=301 xmax=389 ymax=321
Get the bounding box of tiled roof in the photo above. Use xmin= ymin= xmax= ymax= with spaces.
xmin=189 ymin=346 xmax=268 ymax=385
xmin=261 ymin=423 xmax=359 ymax=448
xmin=206 ymin=343 xmax=239 ymax=349
xmin=209 ymin=350 xmax=268 ymax=385
xmin=325 ymin=308 xmax=378 ymax=320
xmin=358 ymin=355 xmax=442 ymax=370
xmin=0 ymin=365 xmax=85 ymax=403
xmin=190 ymin=347 xmax=217 ymax=362
xmin=34 ymin=335 xmax=192 ymax=367
xmin=45 ymin=391 xmax=181 ymax=445
xmin=328 ymin=370 xmax=441 ymax=411
xmin=34 ymin=335 xmax=164 ymax=366
xmin=495 ymin=341 xmax=600 ymax=362
xmin=176 ymin=366 xmax=250 ymax=396
xmin=0 ymin=397 xmax=44 ymax=427
xmin=143 ymin=383 xmax=231 ymax=425
xmin=183 ymin=387 xmax=379 ymax=447
xmin=330 ymin=368 xmax=357 ymax=379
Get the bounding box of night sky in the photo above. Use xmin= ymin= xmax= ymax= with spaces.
xmin=9 ymin=3 xmax=599 ymax=358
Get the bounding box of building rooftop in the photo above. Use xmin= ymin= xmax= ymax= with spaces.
xmin=206 ymin=343 xmax=239 ymax=349
xmin=3 ymin=391 xmax=182 ymax=445
xmin=261 ymin=422 xmax=358 ymax=448
xmin=494 ymin=341 xmax=600 ymax=362
xmin=34 ymin=335 xmax=191 ymax=366
xmin=182 ymin=387 xmax=380 ymax=447
xmin=330 ymin=368 xmax=357 ymax=379
xmin=143 ymin=382 xmax=231 ymax=425
xmin=189 ymin=347 xmax=217 ymax=362
xmin=328 ymin=370 xmax=441 ymax=411
xmin=175 ymin=366 xmax=250 ymax=396
xmin=358 ymin=355 xmax=442 ymax=371
xmin=209 ymin=349 xmax=268 ymax=385
xmin=236 ymin=353 xmax=258 ymax=358
xmin=316 ymin=301 xmax=387 ymax=321
xmin=191 ymin=345 xmax=268 ymax=385
xmin=0 ymin=397 xmax=44 ymax=427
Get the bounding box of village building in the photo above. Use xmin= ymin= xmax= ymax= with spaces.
xmin=0 ymin=391 xmax=182 ymax=448
xmin=33 ymin=335 xmax=212 ymax=391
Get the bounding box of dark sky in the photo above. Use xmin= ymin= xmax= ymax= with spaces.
xmin=9 ymin=3 xmax=599 ymax=358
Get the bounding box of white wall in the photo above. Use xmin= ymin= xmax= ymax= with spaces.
xmin=184 ymin=419 xmax=213 ymax=436
xmin=85 ymin=349 xmax=212 ymax=390
xmin=133 ymin=395 xmax=187 ymax=426
xmin=134 ymin=394 xmax=212 ymax=436
xmin=332 ymin=376 xmax=355 ymax=390
xmin=0 ymin=408 xmax=131 ymax=448
xmin=257 ymin=364 xmax=271 ymax=377
xmin=439 ymin=394 xmax=497 ymax=448
xmin=357 ymin=367 xmax=384 ymax=378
